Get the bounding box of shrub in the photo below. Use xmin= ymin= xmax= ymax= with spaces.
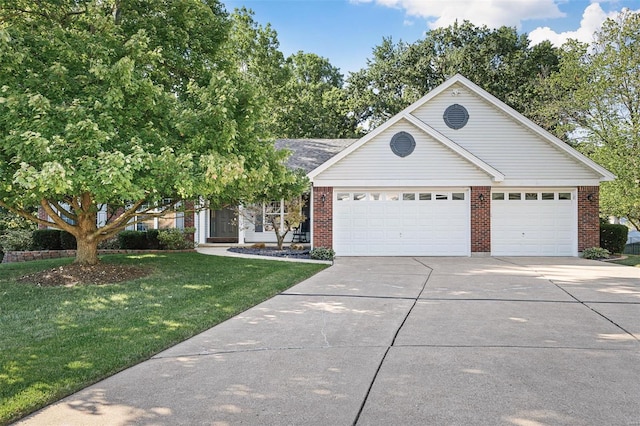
xmin=0 ymin=229 xmax=34 ymax=252
xmin=582 ymin=247 xmax=610 ymax=260
xmin=118 ymin=230 xmax=149 ymax=249
xmin=98 ymin=236 xmax=120 ymax=250
xmin=600 ymin=224 xmax=628 ymax=254
xmin=158 ymin=228 xmax=194 ymax=250
xmin=309 ymin=247 xmax=335 ymax=260
xmin=31 ymin=229 xmax=62 ymax=250
xmin=146 ymin=229 xmax=161 ymax=250
xmin=60 ymin=231 xmax=77 ymax=249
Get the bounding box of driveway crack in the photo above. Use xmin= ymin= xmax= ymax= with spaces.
xmin=352 ymin=258 xmax=432 ymax=425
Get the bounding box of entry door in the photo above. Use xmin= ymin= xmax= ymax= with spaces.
xmin=211 ymin=207 xmax=238 ymax=242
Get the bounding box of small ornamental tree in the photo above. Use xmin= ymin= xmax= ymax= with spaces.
xmin=0 ymin=0 xmax=303 ymax=264
xmin=241 ymin=197 xmax=306 ymax=250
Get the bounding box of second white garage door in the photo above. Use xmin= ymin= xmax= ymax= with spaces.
xmin=491 ymin=190 xmax=577 ymax=256
xmin=333 ymin=189 xmax=470 ymax=256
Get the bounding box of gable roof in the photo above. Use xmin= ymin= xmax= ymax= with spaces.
xmin=308 ymin=74 xmax=615 ymax=182
xmin=275 ymin=139 xmax=357 ymax=173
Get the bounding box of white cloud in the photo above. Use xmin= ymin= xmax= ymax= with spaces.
xmin=350 ymin=0 xmax=565 ymax=29
xmin=528 ymin=3 xmax=636 ymax=46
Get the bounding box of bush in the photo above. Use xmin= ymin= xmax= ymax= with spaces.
xmin=146 ymin=229 xmax=161 ymax=250
xmin=60 ymin=231 xmax=77 ymax=249
xmin=157 ymin=228 xmax=194 ymax=250
xmin=309 ymin=247 xmax=335 ymax=260
xmin=582 ymin=247 xmax=610 ymax=260
xmin=98 ymin=236 xmax=120 ymax=249
xmin=118 ymin=230 xmax=149 ymax=249
xmin=600 ymin=224 xmax=629 ymax=254
xmin=0 ymin=229 xmax=34 ymax=252
xmin=31 ymin=229 xmax=62 ymax=250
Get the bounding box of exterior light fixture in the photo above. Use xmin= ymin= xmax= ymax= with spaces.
xmin=478 ymin=193 xmax=485 ymax=201
xmin=587 ymin=194 xmax=594 ymax=202
xmin=321 ymin=193 xmax=326 ymax=204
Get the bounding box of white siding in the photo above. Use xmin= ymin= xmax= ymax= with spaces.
xmin=410 ymin=83 xmax=600 ymax=182
xmin=314 ymin=119 xmax=490 ymax=184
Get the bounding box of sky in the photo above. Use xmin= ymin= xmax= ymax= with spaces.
xmin=221 ymin=0 xmax=640 ymax=76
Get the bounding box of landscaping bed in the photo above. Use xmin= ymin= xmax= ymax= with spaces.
xmin=228 ymin=246 xmax=311 ymax=259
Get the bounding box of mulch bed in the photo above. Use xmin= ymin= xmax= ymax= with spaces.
xmin=227 ymin=247 xmax=311 ymax=259
xmin=18 ymin=263 xmax=150 ymax=287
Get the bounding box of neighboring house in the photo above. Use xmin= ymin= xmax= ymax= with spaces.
xmin=308 ymin=74 xmax=614 ymax=257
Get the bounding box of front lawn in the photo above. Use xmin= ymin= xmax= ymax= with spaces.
xmin=610 ymin=254 xmax=640 ymax=267
xmin=0 ymin=253 xmax=327 ymax=425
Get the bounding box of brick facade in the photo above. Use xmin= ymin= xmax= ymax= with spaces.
xmin=470 ymin=186 xmax=491 ymax=253
xmin=577 ymin=186 xmax=600 ymax=251
xmin=312 ymin=186 xmax=333 ymax=249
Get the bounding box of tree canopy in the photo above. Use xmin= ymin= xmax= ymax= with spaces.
xmin=346 ymin=21 xmax=561 ymax=130
xmin=0 ymin=0 xmax=305 ymax=264
xmin=535 ymin=11 xmax=640 ymax=229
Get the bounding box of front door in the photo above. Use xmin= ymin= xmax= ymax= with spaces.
xmin=209 ymin=207 xmax=238 ymax=243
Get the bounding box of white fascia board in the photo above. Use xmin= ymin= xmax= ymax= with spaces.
xmin=403 ymin=113 xmax=505 ymax=182
xmin=450 ymin=75 xmax=616 ymax=182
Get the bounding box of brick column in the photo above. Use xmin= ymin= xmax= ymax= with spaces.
xmin=578 ymin=186 xmax=600 ymax=251
xmin=470 ymin=186 xmax=491 ymax=254
xmin=312 ymin=186 xmax=333 ymax=249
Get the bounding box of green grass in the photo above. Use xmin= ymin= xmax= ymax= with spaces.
xmin=610 ymin=254 xmax=640 ymax=267
xmin=0 ymin=252 xmax=327 ymax=425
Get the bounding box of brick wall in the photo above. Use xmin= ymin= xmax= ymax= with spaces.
xmin=577 ymin=186 xmax=600 ymax=251
xmin=471 ymin=186 xmax=491 ymax=253
xmin=312 ymin=186 xmax=333 ymax=249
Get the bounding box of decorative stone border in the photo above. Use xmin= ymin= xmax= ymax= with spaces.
xmin=1 ymin=249 xmax=195 ymax=264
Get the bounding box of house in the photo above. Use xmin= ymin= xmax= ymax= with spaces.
xmin=307 ymin=74 xmax=614 ymax=257
xmin=40 ymin=74 xmax=614 ymax=257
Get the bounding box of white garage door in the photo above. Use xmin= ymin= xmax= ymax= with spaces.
xmin=333 ymin=189 xmax=470 ymax=256
xmin=491 ymin=190 xmax=576 ymax=256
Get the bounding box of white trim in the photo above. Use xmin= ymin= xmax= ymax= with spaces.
xmin=417 ymin=75 xmax=615 ymax=181
xmin=309 ymin=74 xmax=614 ymax=183
xmin=402 ymin=114 xmax=505 ymax=182
xmin=492 ymin=179 xmax=603 ymax=187
xmin=313 ymin=179 xmax=493 ymax=187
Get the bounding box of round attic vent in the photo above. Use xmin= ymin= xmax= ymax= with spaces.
xmin=443 ymin=104 xmax=469 ymax=129
xmin=390 ymin=132 xmax=416 ymax=157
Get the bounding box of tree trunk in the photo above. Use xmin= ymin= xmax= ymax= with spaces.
xmin=75 ymin=235 xmax=99 ymax=265
xmin=276 ymin=232 xmax=285 ymax=250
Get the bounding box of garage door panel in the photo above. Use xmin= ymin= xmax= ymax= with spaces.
xmin=334 ymin=189 xmax=470 ymax=256
xmin=492 ymin=191 xmax=576 ymax=256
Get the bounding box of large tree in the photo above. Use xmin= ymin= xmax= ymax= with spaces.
xmin=535 ymin=11 xmax=640 ymax=229
xmin=346 ymin=21 xmax=560 ymax=130
xmin=0 ymin=0 xmax=304 ymax=264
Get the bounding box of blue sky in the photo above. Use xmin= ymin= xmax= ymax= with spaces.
xmin=221 ymin=0 xmax=640 ymax=76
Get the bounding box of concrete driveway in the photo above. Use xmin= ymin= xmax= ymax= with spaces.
xmin=18 ymin=257 xmax=640 ymax=425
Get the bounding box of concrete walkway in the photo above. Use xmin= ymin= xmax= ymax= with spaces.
xmin=17 ymin=257 xmax=640 ymax=425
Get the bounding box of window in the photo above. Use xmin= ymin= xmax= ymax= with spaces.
xmin=509 ymin=193 xmax=522 ymax=200
xmin=492 ymin=193 xmax=504 ymax=200
xmin=419 ymin=193 xmax=432 ymax=201
xmin=541 ymin=193 xmax=554 ymax=200
xmin=403 ymin=193 xmax=416 ymax=201
xmin=525 ymin=193 xmax=538 ymax=200
xmin=559 ymin=193 xmax=572 ymax=200
xmin=452 ymin=193 xmax=465 ymax=200
xmin=370 ymin=193 xmax=381 ymax=201
xmin=337 ymin=193 xmax=350 ymax=201
xmin=435 ymin=193 xmax=448 ymax=200
xmin=386 ymin=193 xmax=399 ymax=201
xmin=353 ymin=193 xmax=366 ymax=201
